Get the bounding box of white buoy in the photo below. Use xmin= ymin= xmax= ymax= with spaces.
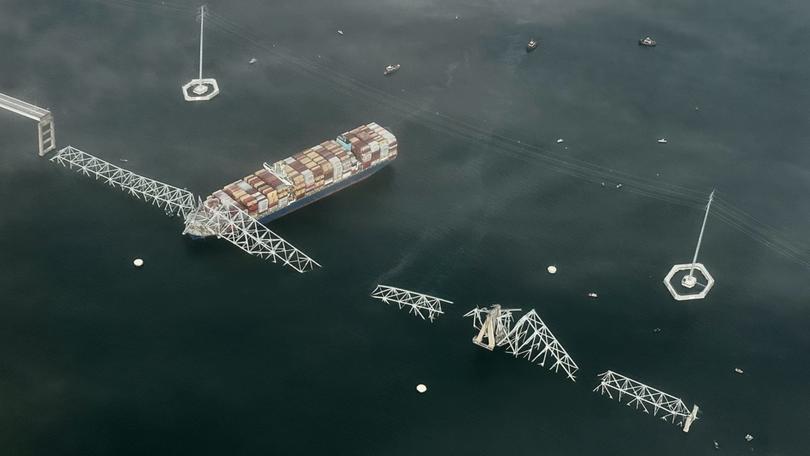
xmin=416 ymin=383 xmax=427 ymax=393
xmin=133 ymin=258 xmax=144 ymax=268
xmin=547 ymin=265 xmax=557 ymax=274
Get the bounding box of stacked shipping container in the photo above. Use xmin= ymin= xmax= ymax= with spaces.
xmin=204 ymin=123 xmax=398 ymax=220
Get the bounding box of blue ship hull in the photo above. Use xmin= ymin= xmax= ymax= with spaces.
xmin=256 ymin=160 xmax=391 ymax=224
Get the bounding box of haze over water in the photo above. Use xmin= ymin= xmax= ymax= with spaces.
xmin=1 ymin=0 xmax=809 ymax=455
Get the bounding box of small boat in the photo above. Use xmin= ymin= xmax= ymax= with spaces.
xmin=249 ymin=58 xmax=257 ymax=65
xmin=639 ymin=36 xmax=656 ymax=47
xmin=384 ymin=64 xmax=400 ymax=76
xmin=734 ymin=368 xmax=744 ymax=374
xmin=587 ymin=292 xmax=598 ymax=298
xmin=657 ymin=138 xmax=668 ymax=144
xmin=527 ymin=39 xmax=538 ymax=52
xmin=337 ymin=30 xmax=344 ymax=35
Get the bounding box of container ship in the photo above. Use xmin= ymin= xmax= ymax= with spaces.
xmin=199 ymin=122 xmax=397 ymax=233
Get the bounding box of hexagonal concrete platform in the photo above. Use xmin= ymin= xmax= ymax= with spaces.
xmin=663 ymin=263 xmax=715 ymax=301
xmin=182 ymin=78 xmax=219 ymax=102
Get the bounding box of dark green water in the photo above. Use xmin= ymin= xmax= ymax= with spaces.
xmin=1 ymin=0 xmax=809 ymax=454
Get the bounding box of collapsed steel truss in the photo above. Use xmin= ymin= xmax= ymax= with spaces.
xmin=183 ymin=199 xmax=320 ymax=273
xmin=594 ymin=370 xmax=699 ymax=431
xmin=51 ymin=146 xmax=318 ymax=273
xmin=504 ymin=310 xmax=579 ymax=381
xmin=370 ymin=285 xmax=453 ymax=322
xmin=51 ymin=146 xmax=196 ymax=217
xmin=464 ymin=305 xmax=519 ymax=350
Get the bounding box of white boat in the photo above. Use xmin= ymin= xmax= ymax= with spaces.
xmin=249 ymin=58 xmax=257 ymax=64
xmin=337 ymin=30 xmax=344 ymax=35
xmin=384 ymin=64 xmax=401 ymax=76
xmin=657 ymin=138 xmax=668 ymax=144
xmin=587 ymin=292 xmax=598 ymax=298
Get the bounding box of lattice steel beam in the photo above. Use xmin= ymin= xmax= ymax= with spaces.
xmin=370 ymin=285 xmax=452 ymax=322
xmin=594 ymin=370 xmax=700 ymax=432
xmin=183 ymin=198 xmax=320 ymax=273
xmin=504 ymin=309 xmax=579 ymax=381
xmin=51 ymin=146 xmax=196 ymax=217
xmin=464 ymin=305 xmax=520 ymax=350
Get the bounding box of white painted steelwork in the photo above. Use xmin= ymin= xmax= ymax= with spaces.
xmin=51 ymin=146 xmax=196 ymax=217
xmin=50 ymin=146 xmax=319 ymax=272
xmin=0 ymin=92 xmax=55 ymax=156
xmin=370 ymin=285 xmax=453 ymax=322
xmin=664 ymin=190 xmax=716 ymax=301
xmin=503 ymin=309 xmax=579 ymax=381
xmin=464 ymin=305 xmax=519 ymax=350
xmin=594 ymin=370 xmax=700 ymax=432
xmin=183 ymin=198 xmax=320 ymax=273
xmin=182 ymin=5 xmax=219 ymax=101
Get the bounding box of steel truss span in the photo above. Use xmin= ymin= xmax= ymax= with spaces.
xmin=51 ymin=146 xmax=196 ymax=217
xmin=464 ymin=305 xmax=520 ymax=350
xmin=370 ymin=285 xmax=453 ymax=322
xmin=183 ymin=199 xmax=320 ymax=273
xmin=594 ymin=370 xmax=700 ymax=432
xmin=504 ymin=310 xmax=579 ymax=381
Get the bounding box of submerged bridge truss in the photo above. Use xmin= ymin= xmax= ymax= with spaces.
xmin=183 ymin=200 xmax=320 ymax=273
xmin=370 ymin=285 xmax=453 ymax=322
xmin=51 ymin=146 xmax=319 ymax=273
xmin=51 ymin=146 xmax=197 ymax=217
xmin=594 ymin=370 xmax=700 ymax=432
xmin=504 ymin=310 xmax=579 ymax=381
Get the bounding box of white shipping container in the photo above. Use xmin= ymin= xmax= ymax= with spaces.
xmin=258 ymin=198 xmax=269 ymax=213
xmin=237 ymin=181 xmax=253 ymax=192
xmin=369 ymin=141 xmax=380 ymax=153
xmin=302 ymin=169 xmax=315 ymax=185
xmin=329 ymin=157 xmax=343 ymax=180
xmin=278 ymin=197 xmax=289 ymax=208
xmin=380 ymin=143 xmax=389 ymax=159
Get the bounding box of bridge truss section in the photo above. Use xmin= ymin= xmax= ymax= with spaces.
xmin=183 ymin=199 xmax=320 ymax=273
xmin=594 ymin=370 xmax=700 ymax=432
xmin=503 ymin=309 xmax=579 ymax=381
xmin=0 ymin=92 xmax=55 ymax=156
xmin=370 ymin=285 xmax=453 ymax=322
xmin=464 ymin=305 xmax=520 ymax=350
xmin=50 ymin=146 xmax=196 ymax=218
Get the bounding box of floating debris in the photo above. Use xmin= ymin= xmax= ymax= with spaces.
xmin=133 ymin=258 xmax=144 ymax=268
xmin=657 ymin=138 xmax=668 ymax=144
xmin=639 ymin=36 xmax=657 ymax=47
xmin=587 ymin=292 xmax=598 ymax=298
xmin=734 ymin=367 xmax=744 ymax=374
xmin=337 ymin=30 xmax=344 ymax=35
xmin=601 ymin=182 xmax=606 ymax=187
xmin=653 ymin=327 xmax=662 ymax=333
xmin=249 ymin=57 xmax=257 ymax=64
xmin=547 ymin=265 xmax=557 ymax=274
xmin=416 ymin=383 xmax=428 ymax=393
xmin=527 ymin=39 xmax=538 ymax=52
xmin=556 ymin=138 xmax=564 ymax=143
xmin=713 ymin=441 xmax=720 ymax=450
xmin=745 ymin=434 xmax=754 ymax=442
xmin=384 ymin=64 xmax=400 ymax=76
xmin=119 ymin=158 xmax=128 ymax=163
xmin=455 ymin=15 xmax=459 ymax=20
